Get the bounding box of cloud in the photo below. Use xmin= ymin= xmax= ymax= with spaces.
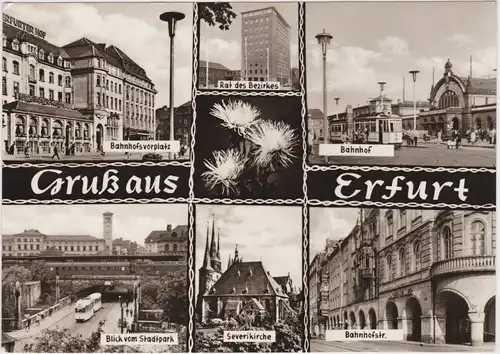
xmin=195 ymin=205 xmax=302 ymax=296
xmin=199 ymin=36 xmax=241 ymax=71
xmin=6 ymin=3 xmax=194 ymax=107
xmin=2 ymin=205 xmax=188 ymax=246
xmin=447 ymin=34 xmax=473 ymax=46
xmin=376 ymin=36 xmax=409 ymax=55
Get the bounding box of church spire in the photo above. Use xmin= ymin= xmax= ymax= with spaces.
xmin=233 ymin=244 xmax=239 ymax=263
xmin=210 ymin=214 xmax=217 ymax=258
xmin=202 ymin=222 xmax=212 ymax=270
xmin=216 ymin=228 xmax=221 ymax=259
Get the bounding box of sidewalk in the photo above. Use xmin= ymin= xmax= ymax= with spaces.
xmin=8 ymin=303 xmax=73 ymax=341
xmin=438 ymin=141 xmax=495 ymax=149
xmin=388 ymin=340 xmax=495 ymax=351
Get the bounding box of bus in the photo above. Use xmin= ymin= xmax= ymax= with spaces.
xmin=75 ymin=298 xmax=94 ymax=322
xmin=329 ymin=114 xmax=403 ymax=148
xmin=88 ymin=293 xmax=102 ymax=312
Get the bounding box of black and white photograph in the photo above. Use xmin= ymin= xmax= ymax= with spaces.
xmin=193 ymin=95 xmax=303 ymax=200
xmin=197 ymin=2 xmax=299 ymax=91
xmin=1 ymin=204 xmax=189 ymax=353
xmin=2 ymin=3 xmax=193 ymax=162
xmin=194 ymin=205 xmax=303 ymax=352
xmin=306 ymin=2 xmax=496 ymax=167
xmin=309 ymin=207 xmax=496 ymax=352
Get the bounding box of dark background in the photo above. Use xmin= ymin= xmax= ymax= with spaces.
xmin=307 ymin=168 xmax=496 ymax=209
xmin=2 ymin=163 xmax=190 ymax=202
xmin=193 ymin=95 xmax=304 ymax=200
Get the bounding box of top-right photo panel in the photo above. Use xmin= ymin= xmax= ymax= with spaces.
xmin=306 ymin=2 xmax=496 ymax=168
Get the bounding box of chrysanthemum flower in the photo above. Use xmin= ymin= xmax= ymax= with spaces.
xmin=201 ymin=149 xmax=247 ymax=195
xmin=246 ymin=121 xmax=298 ymax=171
xmin=210 ymin=100 xmax=261 ymax=137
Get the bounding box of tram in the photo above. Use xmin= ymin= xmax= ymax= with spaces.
xmin=75 ymin=293 xmax=102 ymax=322
xmin=89 ymin=293 xmax=102 ymax=312
xmin=329 ymin=114 xmax=403 ymax=148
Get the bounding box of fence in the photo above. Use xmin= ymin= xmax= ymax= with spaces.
xmin=19 ymin=295 xmax=71 ymax=329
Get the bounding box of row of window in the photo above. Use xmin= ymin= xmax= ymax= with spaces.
xmin=2 ymin=36 xmax=69 ymax=68
xmin=125 ymin=85 xmax=155 ymax=107
xmin=97 ymin=93 xmax=122 ymax=111
xmin=14 ymin=117 xmax=91 ymax=138
xmin=96 ymin=75 xmax=122 ymax=94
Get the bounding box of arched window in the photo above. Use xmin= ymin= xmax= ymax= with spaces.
xmin=38 ymin=49 xmax=44 ymax=60
xmin=39 ymin=69 xmax=45 ymax=82
xmin=83 ymin=124 xmax=89 ymax=138
xmin=386 ymin=255 xmax=393 ymax=281
xmin=173 ymin=244 xmax=178 ymax=251
xmin=15 ymin=116 xmax=25 ymax=135
xmin=441 ymin=226 xmax=453 ymax=260
xmin=65 ymin=76 xmax=71 ymax=87
xmin=12 ymin=39 xmax=19 ymax=50
xmin=29 ymin=64 xmax=35 ymax=78
xmin=438 ymin=90 xmax=460 ymax=109
xmin=52 ymin=120 xmax=63 ymax=137
xmin=96 ymin=75 xmax=101 ymax=87
xmin=48 ymin=53 xmax=54 ymax=63
xmin=57 ymin=56 xmax=63 ymax=66
xmin=470 ymin=220 xmax=486 ymax=256
xmin=413 ymin=241 xmax=421 ymax=271
xmin=2 ymin=57 xmax=6 ymax=72
xmin=58 ymin=75 xmax=63 ymax=86
xmin=41 ymin=119 xmax=49 ymax=136
xmin=49 ymin=72 xmax=54 ymax=84
xmin=13 ymin=61 xmax=19 ymax=75
xmin=29 ymin=117 xmax=37 ymax=135
xmin=398 ymin=247 xmax=406 ymax=277
xmin=75 ymin=123 xmax=81 ymax=138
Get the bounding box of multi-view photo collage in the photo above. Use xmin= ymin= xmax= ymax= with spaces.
xmin=0 ymin=1 xmax=496 ymax=353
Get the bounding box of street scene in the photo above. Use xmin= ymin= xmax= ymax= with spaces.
xmin=2 ymin=3 xmax=193 ymax=162
xmin=2 ymin=204 xmax=189 ymax=352
xmin=197 ymin=2 xmax=299 ymax=90
xmin=306 ymin=2 xmax=496 ymax=167
xmin=309 ymin=207 xmax=496 ymax=351
xmin=194 ymin=205 xmax=304 ymax=352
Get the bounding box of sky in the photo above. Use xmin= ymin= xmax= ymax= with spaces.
xmin=4 ymin=2 xmax=194 ymax=108
xmin=199 ymin=2 xmax=299 ymax=71
xmin=2 ymin=204 xmax=188 ymax=246
xmin=195 ymin=205 xmax=302 ymax=296
xmin=309 ymin=207 xmax=359 ymax=257
xmin=306 ymin=2 xmax=497 ymax=115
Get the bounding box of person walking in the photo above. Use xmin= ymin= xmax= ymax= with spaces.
xmin=51 ymin=145 xmax=60 ymax=160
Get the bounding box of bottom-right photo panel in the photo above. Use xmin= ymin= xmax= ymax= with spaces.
xmin=309 ymin=207 xmax=496 ymax=352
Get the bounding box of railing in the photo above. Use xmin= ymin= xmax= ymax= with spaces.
xmin=430 ymin=255 xmax=496 ymax=278
xmin=19 ymin=295 xmax=71 ymax=329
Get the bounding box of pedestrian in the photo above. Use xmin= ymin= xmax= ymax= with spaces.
xmin=470 ymin=130 xmax=476 ymax=144
xmin=343 ymin=320 xmax=348 ymax=330
xmin=26 ymin=318 xmax=31 ymax=332
xmin=413 ymin=130 xmax=418 ymax=147
xmin=24 ymin=145 xmax=29 ymax=158
xmin=52 ymin=145 xmax=60 ymax=160
xmin=456 ymin=132 xmax=462 ymax=150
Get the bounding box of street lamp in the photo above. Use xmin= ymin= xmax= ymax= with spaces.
xmin=119 ymin=295 xmax=125 ymax=334
xmin=377 ymin=82 xmax=386 ymax=114
xmin=55 ymin=275 xmax=60 ymax=303
xmin=334 ymin=97 xmax=340 ymax=120
xmin=409 ymin=70 xmax=420 ymax=130
xmin=14 ymin=281 xmax=20 ymax=330
xmin=160 ymin=11 xmax=185 ymax=160
xmin=315 ymin=29 xmax=333 ymax=163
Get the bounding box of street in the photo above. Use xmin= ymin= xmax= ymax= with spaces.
xmin=10 ymin=302 xmax=131 ymax=352
xmin=310 ymin=143 xmax=495 ymax=167
xmin=2 ymin=152 xmax=174 ymax=162
xmin=311 ymin=339 xmax=495 ymax=352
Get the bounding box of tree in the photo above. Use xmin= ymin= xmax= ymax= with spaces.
xmin=199 ymin=3 xmax=237 ymax=31
xmin=2 ymin=266 xmax=31 ymax=318
xmin=158 ymin=268 xmax=188 ymax=325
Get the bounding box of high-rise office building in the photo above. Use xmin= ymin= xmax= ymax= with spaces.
xmin=240 ymin=7 xmax=291 ymax=85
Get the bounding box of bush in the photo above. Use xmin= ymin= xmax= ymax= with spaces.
xmin=142 ymin=153 xmax=163 ymax=161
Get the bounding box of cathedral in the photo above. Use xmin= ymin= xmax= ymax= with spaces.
xmin=197 ymin=217 xmax=294 ymax=323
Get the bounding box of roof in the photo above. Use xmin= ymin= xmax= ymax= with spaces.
xmin=199 ymin=60 xmax=231 ymax=71
xmin=3 ymin=101 xmax=87 ymax=120
xmin=308 ymin=109 xmax=324 ymax=119
xmin=273 ymin=276 xmax=291 ymax=288
xmin=106 ymin=45 xmax=152 ymax=82
xmin=3 ymin=22 xmax=69 ymax=59
xmin=460 ymin=77 xmax=497 ymax=93
xmin=206 ymin=261 xmax=287 ymax=297
xmin=145 ymin=225 xmax=188 ymax=244
xmin=241 ymin=6 xmax=291 ymax=29
xmin=47 ymin=235 xmax=102 ymax=242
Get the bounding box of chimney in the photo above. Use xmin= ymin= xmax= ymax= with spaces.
xmin=166 ymin=224 xmax=172 ymax=231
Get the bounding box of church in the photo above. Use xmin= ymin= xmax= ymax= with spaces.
xmin=197 ymin=218 xmax=294 ymax=323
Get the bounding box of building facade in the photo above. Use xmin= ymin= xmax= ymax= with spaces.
xmin=197 ymin=219 xmax=293 ymax=323
xmin=240 ymin=7 xmax=291 ymax=85
xmin=310 ymin=208 xmax=496 ymax=346
xmin=1 ymin=13 xmax=157 ymax=156
xmin=198 ymin=60 xmax=237 ymax=89
xmin=144 ymin=224 xmax=188 ymax=254
xmin=156 ymin=102 xmax=191 ymax=158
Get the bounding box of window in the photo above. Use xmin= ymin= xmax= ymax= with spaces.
xmin=438 ymin=90 xmax=460 ymax=109
xmin=12 ymin=39 xmax=19 ymax=50
xmin=29 ymin=65 xmax=35 ymax=79
xmin=13 ymin=61 xmax=19 ymax=75
xmin=57 ymin=57 xmax=62 ymax=66
xmin=399 ymin=210 xmax=406 ymax=229
xmin=58 ymin=92 xmax=62 ymax=102
xmin=48 ymin=53 xmax=54 ymax=63
xmin=39 ymin=69 xmax=45 ymax=82
xmin=49 ymin=89 xmax=54 ymax=100
xmin=39 ymin=87 xmax=45 ymax=98
xmin=470 ymin=220 xmax=486 ymax=256
xmin=2 ymin=57 xmax=6 ymax=72
xmin=2 ymin=34 xmax=5 ymax=47
xmin=58 ymin=75 xmax=62 ymax=86
xmin=386 ymin=255 xmax=393 ymax=281
xmin=29 ymin=85 xmax=35 ymax=96
xmin=65 ymin=93 xmax=71 ymax=104
xmin=13 ymin=82 xmax=19 ymax=98
xmin=386 ymin=212 xmax=394 ymax=237
xmin=413 ymin=241 xmax=421 ymax=271
xmin=441 ymin=226 xmax=453 ymax=260
xmin=2 ymin=76 xmax=6 ymax=95
xmin=399 ymin=247 xmax=406 ymax=277
xmin=97 ymin=75 xmax=101 ymax=87
xmin=97 ymin=93 xmax=101 ymax=106
xmin=49 ymin=72 xmax=54 ymax=84
xmin=65 ymin=76 xmax=71 ymax=87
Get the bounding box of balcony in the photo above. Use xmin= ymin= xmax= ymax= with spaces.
xmin=430 ymin=255 xmax=496 ymax=278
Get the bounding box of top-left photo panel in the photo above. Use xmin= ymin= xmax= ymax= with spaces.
xmin=2 ymin=3 xmax=194 ymax=162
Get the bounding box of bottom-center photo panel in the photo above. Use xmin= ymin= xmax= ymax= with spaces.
xmin=194 ymin=204 xmax=304 ymax=352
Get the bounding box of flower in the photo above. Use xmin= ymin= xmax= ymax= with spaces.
xmin=201 ymin=149 xmax=247 ymax=195
xmin=210 ymin=100 xmax=261 ymax=137
xmin=246 ymin=121 xmax=298 ymax=172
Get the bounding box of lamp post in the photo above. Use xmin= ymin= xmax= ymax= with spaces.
xmin=119 ymin=295 xmax=125 ymax=334
xmin=334 ymin=97 xmax=340 ymax=120
xmin=65 ymin=125 xmax=70 ymax=156
xmin=315 ymin=29 xmax=333 ymax=163
xmin=14 ymin=281 xmax=21 ymax=330
xmin=160 ymin=11 xmax=185 ymax=160
xmin=377 ymin=82 xmax=386 ymax=114
xmin=55 ymin=275 xmax=60 ymax=303
xmin=409 ymin=70 xmax=420 ymax=130
xmin=244 ymin=36 xmax=248 ymax=81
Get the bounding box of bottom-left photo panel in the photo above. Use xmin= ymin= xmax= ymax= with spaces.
xmin=1 ymin=204 xmax=189 ymax=353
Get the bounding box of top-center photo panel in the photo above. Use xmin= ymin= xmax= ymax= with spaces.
xmin=196 ymin=2 xmax=300 ymax=92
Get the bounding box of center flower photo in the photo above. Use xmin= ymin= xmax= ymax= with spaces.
xmin=193 ymin=95 xmax=303 ymax=200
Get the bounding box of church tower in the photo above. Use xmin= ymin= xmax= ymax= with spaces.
xmin=209 ymin=215 xmax=221 ymax=272
xmin=102 ymin=212 xmax=113 ymax=255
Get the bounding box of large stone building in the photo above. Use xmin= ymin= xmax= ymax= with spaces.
xmin=198 ymin=60 xmax=238 ymax=89
xmin=144 ymin=224 xmax=188 ymax=255
xmin=310 ymin=208 xmax=496 ymax=346
xmin=197 ymin=219 xmax=294 ymax=323
xmin=1 ymin=13 xmax=157 ymax=156
xmin=241 ymin=7 xmax=291 ymax=85
xmin=156 ymin=102 xmax=191 ymax=157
